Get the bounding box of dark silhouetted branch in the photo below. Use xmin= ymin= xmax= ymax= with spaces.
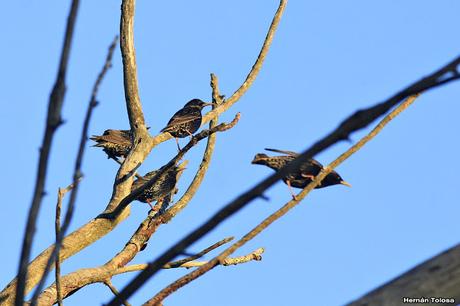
xmin=14 ymin=0 xmax=81 ymax=305
xmin=30 ymin=36 xmax=118 ymax=306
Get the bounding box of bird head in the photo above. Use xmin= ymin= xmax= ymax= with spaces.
xmin=251 ymin=153 xmax=271 ymax=165
xmin=184 ymin=99 xmax=214 ymax=109
xmin=319 ymin=170 xmax=351 ymax=188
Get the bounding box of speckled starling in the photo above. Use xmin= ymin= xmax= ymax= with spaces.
xmin=90 ymin=129 xmax=132 ymax=159
xmin=131 ymin=162 xmax=187 ymax=210
xmin=161 ymin=99 xmax=213 ymax=150
xmin=251 ymin=148 xmax=351 ymax=198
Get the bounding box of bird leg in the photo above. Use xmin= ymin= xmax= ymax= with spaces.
xmin=286 ymin=181 xmax=297 ymax=200
xmin=301 ymin=173 xmax=315 ymax=180
xmin=175 ymin=137 xmax=181 ymax=151
xmin=146 ymin=199 xmax=155 ymax=210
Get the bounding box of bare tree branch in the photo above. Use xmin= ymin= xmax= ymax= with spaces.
xmin=143 ymin=94 xmax=420 ymax=306
xmin=14 ymin=0 xmax=81 ymax=304
xmin=147 ymin=0 xmax=288 ymax=149
xmin=115 ymin=248 xmax=264 ymax=277
xmin=162 ymin=237 xmax=234 ymax=269
xmin=53 ymin=182 xmax=82 ymax=306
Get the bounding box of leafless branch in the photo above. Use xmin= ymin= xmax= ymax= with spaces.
xmin=147 ymin=0 xmax=288 ymax=149
xmin=143 ymin=248 xmax=264 ymax=305
xmin=15 ymin=0 xmax=81 ymax=304
xmin=54 ymin=182 xmax=81 ymax=306
xmin=163 ymin=237 xmax=234 ymax=269
xmin=142 ymin=94 xmax=420 ymax=306
xmin=30 ymin=36 xmax=118 ymax=306
xmin=115 ymin=248 xmax=264 ymax=278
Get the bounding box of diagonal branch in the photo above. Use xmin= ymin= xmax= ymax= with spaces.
xmin=14 ymin=0 xmax=81 ymax=305
xmin=147 ymin=0 xmax=288 ymax=149
xmin=143 ymin=94 xmax=420 ymax=306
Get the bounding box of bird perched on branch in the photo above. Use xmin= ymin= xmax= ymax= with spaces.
xmin=90 ymin=127 xmax=151 ymax=159
xmin=251 ymin=148 xmax=351 ymax=198
xmin=90 ymin=129 xmax=132 ymax=159
xmin=161 ymin=99 xmax=214 ymax=150
xmin=131 ymin=161 xmax=187 ymax=210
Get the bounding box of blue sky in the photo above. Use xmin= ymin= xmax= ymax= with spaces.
xmin=1 ymin=1 xmax=460 ymax=305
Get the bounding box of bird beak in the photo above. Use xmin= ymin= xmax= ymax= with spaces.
xmin=203 ymin=102 xmax=215 ymax=107
xmin=340 ymin=180 xmax=352 ymax=187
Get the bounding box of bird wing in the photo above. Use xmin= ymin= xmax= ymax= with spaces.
xmin=161 ymin=109 xmax=201 ymax=132
xmin=264 ymin=148 xmax=299 ymax=157
xmin=95 ymin=133 xmax=131 ymax=145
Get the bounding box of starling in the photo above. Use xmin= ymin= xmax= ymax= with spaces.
xmin=131 ymin=161 xmax=187 ymax=210
xmin=161 ymin=99 xmax=214 ymax=150
xmin=90 ymin=129 xmax=132 ymax=159
xmin=251 ymin=148 xmax=351 ymax=198
xmin=90 ymin=128 xmax=151 ymax=159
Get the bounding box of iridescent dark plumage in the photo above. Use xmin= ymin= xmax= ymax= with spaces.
xmin=131 ymin=162 xmax=186 ymax=209
xmin=161 ymin=99 xmax=213 ymax=150
xmin=90 ymin=129 xmax=132 ymax=159
xmin=251 ymin=148 xmax=351 ymax=198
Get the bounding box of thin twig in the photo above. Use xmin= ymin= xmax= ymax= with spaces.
xmin=148 ymin=0 xmax=288 ymax=149
xmin=114 ymin=248 xmax=264 ymax=277
xmin=15 ymin=1 xmax=81 ymax=304
xmin=54 ymin=182 xmax=81 ymax=306
xmin=163 ymin=237 xmax=233 ymax=268
xmin=30 ymin=36 xmax=118 ymax=306
xmin=143 ymin=94 xmax=420 ymax=306
xmin=104 ymin=281 xmax=132 ymax=306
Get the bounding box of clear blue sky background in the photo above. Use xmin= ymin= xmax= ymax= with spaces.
xmin=1 ymin=1 xmax=460 ymax=305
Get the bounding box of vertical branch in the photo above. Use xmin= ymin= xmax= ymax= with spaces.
xmin=15 ymin=0 xmax=80 ymax=305
xmin=120 ymin=0 xmax=146 ymax=132
xmin=29 ymin=36 xmax=118 ymax=306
